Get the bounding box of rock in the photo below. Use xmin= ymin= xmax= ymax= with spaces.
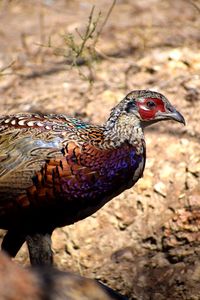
xmin=187 ymin=157 xmax=200 ymax=177
xmin=162 ymin=207 xmax=200 ymax=262
xmin=154 ymin=182 xmax=167 ymax=197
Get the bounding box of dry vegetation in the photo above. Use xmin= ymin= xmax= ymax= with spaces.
xmin=0 ymin=0 xmax=200 ymax=299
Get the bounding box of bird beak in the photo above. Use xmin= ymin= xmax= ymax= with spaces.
xmin=166 ymin=109 xmax=186 ymax=125
xmin=156 ymin=107 xmax=186 ymax=125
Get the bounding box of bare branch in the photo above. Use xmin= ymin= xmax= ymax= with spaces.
xmin=0 ymin=61 xmax=15 ymax=75
xmin=93 ymin=0 xmax=116 ymax=46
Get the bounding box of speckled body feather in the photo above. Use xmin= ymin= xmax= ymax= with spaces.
xmin=0 ymin=113 xmax=145 ymax=231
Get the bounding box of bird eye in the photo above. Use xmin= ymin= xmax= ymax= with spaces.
xmin=146 ymin=101 xmax=156 ymax=109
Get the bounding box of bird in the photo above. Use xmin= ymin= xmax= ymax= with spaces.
xmin=0 ymin=90 xmax=185 ymax=265
xmin=0 ymin=251 xmax=128 ymax=300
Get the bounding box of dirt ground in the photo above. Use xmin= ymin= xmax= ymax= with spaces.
xmin=0 ymin=0 xmax=200 ymax=299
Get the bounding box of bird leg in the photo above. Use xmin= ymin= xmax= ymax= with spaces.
xmin=1 ymin=230 xmax=26 ymax=257
xmin=26 ymin=232 xmax=53 ymax=266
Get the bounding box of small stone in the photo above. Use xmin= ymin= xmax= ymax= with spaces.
xmin=137 ymin=176 xmax=153 ymax=191
xmin=159 ymin=163 xmax=174 ymax=181
xmin=186 ymin=173 xmax=199 ymax=190
xmin=154 ymin=182 xmax=167 ymax=197
xmin=185 ymin=88 xmax=199 ymax=102
xmin=187 ymin=158 xmax=200 ymax=176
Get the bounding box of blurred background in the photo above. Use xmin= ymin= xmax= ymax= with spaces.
xmin=0 ymin=0 xmax=200 ymax=299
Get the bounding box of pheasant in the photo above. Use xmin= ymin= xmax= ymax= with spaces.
xmin=0 ymin=90 xmax=185 ymax=265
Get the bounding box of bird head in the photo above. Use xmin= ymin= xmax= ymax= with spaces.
xmin=107 ymin=90 xmax=185 ymax=129
xmin=124 ymin=90 xmax=185 ymax=127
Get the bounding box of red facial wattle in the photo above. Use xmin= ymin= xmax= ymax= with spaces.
xmin=137 ymin=98 xmax=165 ymax=120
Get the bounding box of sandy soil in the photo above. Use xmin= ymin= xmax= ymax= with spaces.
xmin=0 ymin=0 xmax=200 ymax=299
